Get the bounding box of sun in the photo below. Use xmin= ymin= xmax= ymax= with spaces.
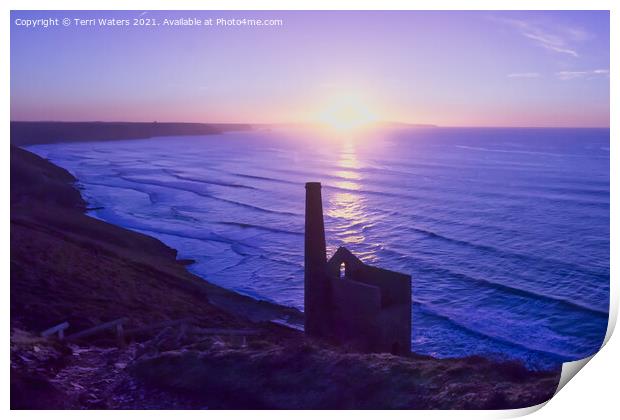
xmin=317 ymin=94 xmax=379 ymax=133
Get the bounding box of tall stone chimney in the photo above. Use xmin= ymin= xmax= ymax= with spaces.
xmin=304 ymin=182 xmax=329 ymax=337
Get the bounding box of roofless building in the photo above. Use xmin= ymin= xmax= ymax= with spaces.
xmin=304 ymin=182 xmax=412 ymax=355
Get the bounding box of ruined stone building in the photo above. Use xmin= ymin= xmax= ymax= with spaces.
xmin=304 ymin=182 xmax=412 ymax=355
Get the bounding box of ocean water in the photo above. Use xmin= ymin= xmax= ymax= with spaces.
xmin=27 ymin=127 xmax=610 ymax=370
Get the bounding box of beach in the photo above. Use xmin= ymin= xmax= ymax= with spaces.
xmin=10 ymin=123 xmax=561 ymax=409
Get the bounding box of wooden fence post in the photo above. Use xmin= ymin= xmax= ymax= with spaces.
xmin=116 ymin=323 xmax=126 ymax=348
xmin=40 ymin=322 xmax=70 ymax=341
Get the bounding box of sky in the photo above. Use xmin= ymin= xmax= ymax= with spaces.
xmin=10 ymin=10 xmax=610 ymax=127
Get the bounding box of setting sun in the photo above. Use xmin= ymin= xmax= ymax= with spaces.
xmin=317 ymin=94 xmax=379 ymax=132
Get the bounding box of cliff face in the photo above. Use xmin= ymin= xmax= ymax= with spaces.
xmin=11 ymin=144 xmax=86 ymax=210
xmin=10 ymin=145 xmax=561 ymax=410
xmin=11 ymin=145 xmax=240 ymax=331
xmin=10 ymin=121 xmax=252 ymax=146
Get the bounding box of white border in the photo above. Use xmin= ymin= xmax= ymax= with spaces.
xmin=3 ymin=1 xmax=617 ymax=418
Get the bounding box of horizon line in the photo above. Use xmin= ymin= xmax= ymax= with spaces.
xmin=9 ymin=120 xmax=611 ymax=130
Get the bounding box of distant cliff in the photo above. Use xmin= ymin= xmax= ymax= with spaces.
xmin=10 ymin=121 xmax=252 ymax=146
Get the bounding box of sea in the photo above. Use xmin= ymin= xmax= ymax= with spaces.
xmin=27 ymin=127 xmax=610 ymax=370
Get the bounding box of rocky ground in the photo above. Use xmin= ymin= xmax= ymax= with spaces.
xmin=11 ymin=324 xmax=561 ymax=410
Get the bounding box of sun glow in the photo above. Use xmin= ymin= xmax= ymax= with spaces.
xmin=317 ymin=94 xmax=379 ymax=133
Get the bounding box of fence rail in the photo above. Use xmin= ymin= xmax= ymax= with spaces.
xmin=40 ymin=321 xmax=70 ymax=340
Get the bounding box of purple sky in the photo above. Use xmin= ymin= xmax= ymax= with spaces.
xmin=11 ymin=10 xmax=610 ymax=127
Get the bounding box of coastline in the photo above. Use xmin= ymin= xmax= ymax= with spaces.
xmin=10 ymin=142 xmax=303 ymax=331
xmin=10 ymin=124 xmax=562 ymax=409
xmin=10 ymin=121 xmax=252 ymax=146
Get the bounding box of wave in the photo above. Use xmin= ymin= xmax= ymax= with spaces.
xmin=404 ymin=224 xmax=609 ymax=286
xmin=366 ymin=156 xmax=610 ymax=187
xmin=415 ymin=303 xmax=578 ymax=362
xmin=116 ymin=175 xmax=301 ymax=217
xmin=525 ymin=184 xmax=609 ymax=198
xmin=324 ymin=179 xmax=609 ymax=210
xmin=80 ymin=180 xmax=159 ymax=204
xmin=212 ymin=196 xmax=301 ymax=217
xmin=170 ymin=206 xmax=201 ymax=222
xmin=162 ymin=169 xmax=258 ymax=190
xmin=257 ymin=254 xmax=304 ymax=269
xmin=455 ymin=144 xmax=609 ymax=159
xmin=217 ymin=161 xmax=608 ymax=210
xmin=217 ymin=221 xmax=303 ymax=236
xmin=135 ymin=223 xmax=303 ymax=270
xmin=406 ymin=253 xmax=609 ymax=317
xmin=130 ymin=224 xmax=265 ymax=259
xmin=228 ymin=172 xmax=299 ymax=185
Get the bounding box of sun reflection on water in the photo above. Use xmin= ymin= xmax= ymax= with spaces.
xmin=326 ymin=141 xmax=369 ymax=246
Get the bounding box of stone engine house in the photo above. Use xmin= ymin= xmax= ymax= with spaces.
xmin=304 ymin=182 xmax=412 ymax=355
